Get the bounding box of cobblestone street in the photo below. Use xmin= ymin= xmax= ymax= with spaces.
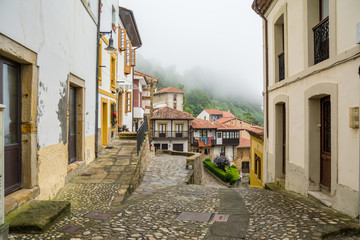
xmin=8 ymin=150 xmax=360 ymax=240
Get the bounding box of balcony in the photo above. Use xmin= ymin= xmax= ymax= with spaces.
xmin=313 ymin=17 xmax=329 ymax=64
xmin=278 ymin=52 xmax=285 ymax=81
xmin=154 ymin=131 xmax=189 ymax=140
xmin=222 ymin=138 xmax=240 ymax=146
xmin=192 ymin=137 xmax=216 ymax=147
xmin=134 ymin=107 xmax=145 ymax=119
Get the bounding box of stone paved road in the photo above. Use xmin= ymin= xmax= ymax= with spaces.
xmin=8 ymin=152 xmax=360 ymax=240
xmin=130 ymin=154 xmax=191 ymax=198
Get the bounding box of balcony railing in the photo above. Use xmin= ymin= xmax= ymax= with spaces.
xmin=154 ymin=131 xmax=189 ymax=139
xmin=313 ymin=17 xmax=329 ymax=64
xmin=192 ymin=137 xmax=216 ymax=146
xmin=278 ymin=52 xmax=285 ymax=81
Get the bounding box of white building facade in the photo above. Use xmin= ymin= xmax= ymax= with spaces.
xmin=252 ymin=0 xmax=360 ymax=217
xmin=0 ymin=0 xmax=98 ymax=215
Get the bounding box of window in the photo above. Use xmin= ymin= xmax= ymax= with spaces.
xmin=220 ymin=147 xmax=225 ymax=156
xmin=275 ymin=14 xmax=285 ymax=82
xmin=255 ymin=153 xmax=261 ymax=180
xmin=131 ymin=49 xmax=136 ymax=66
xmin=242 ymin=161 xmax=249 ymax=173
xmin=125 ymin=91 xmax=131 ymax=113
xmin=124 ymin=40 xmax=131 ymax=74
xmin=230 ymin=132 xmax=234 ymax=139
xmin=200 ymin=130 xmax=207 ymax=138
xmin=223 ymin=132 xmax=229 ymax=139
xmin=174 ymin=94 xmax=177 ymax=101
xmin=204 ymin=149 xmax=210 ymax=155
xmin=173 ymin=102 xmax=176 ymax=109
xmin=98 ymin=40 xmax=102 ymax=85
xmin=159 ymin=124 xmax=166 ymax=137
xmin=217 ymin=132 xmax=222 ymax=138
xmin=204 ymin=116 xmax=206 ymax=120
xmin=118 ymin=28 xmax=126 ymax=51
xmin=175 ymin=124 xmax=183 ymax=138
xmin=235 ymin=131 xmax=239 ymax=138
xmin=313 ymin=0 xmax=329 ymax=64
xmin=110 ymin=54 xmax=116 ymax=92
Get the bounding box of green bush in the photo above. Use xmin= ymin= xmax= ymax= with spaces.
xmin=203 ymin=160 xmax=239 ymax=183
xmin=225 ymin=165 xmax=239 ymax=183
xmin=203 ymin=159 xmax=227 ymax=182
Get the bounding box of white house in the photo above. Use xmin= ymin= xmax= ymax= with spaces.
xmin=151 ymin=107 xmax=193 ymax=152
xmin=252 ymin=0 xmax=360 ymax=217
xmin=153 ymin=87 xmax=184 ymax=111
xmin=0 ymin=0 xmax=98 ymax=218
xmin=197 ymin=109 xmax=235 ymax=122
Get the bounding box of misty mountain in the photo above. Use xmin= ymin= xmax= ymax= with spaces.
xmin=135 ymin=54 xmax=263 ymax=126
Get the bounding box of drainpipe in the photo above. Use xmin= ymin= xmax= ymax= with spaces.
xmin=95 ymin=0 xmax=102 ymax=158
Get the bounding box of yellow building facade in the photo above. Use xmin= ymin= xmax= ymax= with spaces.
xmin=248 ymin=127 xmax=264 ymax=188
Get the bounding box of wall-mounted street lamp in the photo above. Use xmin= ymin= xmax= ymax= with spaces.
xmin=100 ymin=31 xmax=117 ymax=54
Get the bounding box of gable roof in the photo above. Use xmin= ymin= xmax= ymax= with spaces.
xmin=247 ymin=126 xmax=264 ymax=140
xmin=134 ymin=70 xmax=158 ymax=80
xmin=152 ymin=107 xmax=193 ymax=120
xmin=222 ymin=111 xmax=235 ymax=118
xmin=237 ymin=138 xmax=251 ymax=148
xmin=154 ymin=87 xmax=184 ymax=95
xmin=191 ymin=118 xmax=217 ymax=129
xmin=215 ymin=117 xmax=236 ymax=124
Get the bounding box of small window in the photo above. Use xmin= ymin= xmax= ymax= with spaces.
xmin=217 ymin=132 xmax=221 ymax=138
xmin=173 ymin=103 xmax=176 ymax=109
xmin=200 ymin=130 xmax=207 ymax=138
xmin=130 ymin=49 xmax=136 ymax=66
xmin=230 ymin=132 xmax=234 ymax=139
xmin=125 ymin=91 xmax=131 ymax=113
xmin=204 ymin=149 xmax=210 ymax=155
xmin=174 ymin=94 xmax=177 ymax=101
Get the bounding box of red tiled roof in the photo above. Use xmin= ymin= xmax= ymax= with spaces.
xmin=237 ymin=138 xmax=250 ymax=148
xmin=204 ymin=109 xmax=223 ymax=115
xmin=247 ymin=126 xmax=264 ymax=140
xmin=213 ymin=121 xmax=241 ymax=130
xmin=191 ymin=118 xmax=217 ymax=129
xmin=152 ymin=107 xmax=193 ymax=120
xmin=154 ymin=87 xmax=184 ymax=95
xmin=214 ymin=117 xmax=236 ymax=124
xmin=252 ymin=0 xmax=274 ymax=15
xmin=134 ymin=70 xmax=158 ymax=80
xmin=222 ymin=111 xmax=235 ymax=118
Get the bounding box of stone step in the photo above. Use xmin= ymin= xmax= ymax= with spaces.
xmin=5 ymin=200 xmax=70 ymax=233
xmin=118 ymin=132 xmax=137 ymax=140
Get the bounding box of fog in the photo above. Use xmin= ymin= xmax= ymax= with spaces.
xmin=120 ymin=0 xmax=263 ymax=102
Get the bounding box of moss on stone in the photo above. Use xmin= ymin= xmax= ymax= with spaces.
xmin=264 ymin=182 xmax=284 ymax=191
xmin=5 ymin=200 xmax=70 ymax=233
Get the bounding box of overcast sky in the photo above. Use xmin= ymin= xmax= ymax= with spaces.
xmin=120 ymin=0 xmax=264 ymax=100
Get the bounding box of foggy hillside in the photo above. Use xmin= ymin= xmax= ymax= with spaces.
xmin=135 ymin=54 xmax=264 ymax=126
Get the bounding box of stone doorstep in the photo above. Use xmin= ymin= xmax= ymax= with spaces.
xmin=5 ymin=200 xmax=70 ymax=233
xmin=5 ymin=187 xmax=40 ymax=215
xmin=308 ymin=190 xmax=334 ymax=208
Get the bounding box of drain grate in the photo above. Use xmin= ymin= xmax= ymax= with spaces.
xmin=105 ymin=146 xmax=114 ymax=149
xmin=212 ymin=214 xmax=229 ymax=222
xmin=83 ymin=211 xmax=112 ymax=220
xmin=58 ymin=224 xmax=85 ymax=234
xmin=176 ymin=212 xmax=212 ymax=222
xmin=80 ymin=173 xmax=92 ymax=177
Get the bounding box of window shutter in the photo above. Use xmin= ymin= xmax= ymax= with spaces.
xmin=124 ymin=40 xmax=132 ymax=74
xmin=110 ymin=54 xmax=116 ymax=92
xmin=118 ymin=28 xmax=127 ymax=51
xmin=131 ymin=49 xmax=136 ymax=66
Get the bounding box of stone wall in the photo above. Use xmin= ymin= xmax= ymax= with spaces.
xmin=129 ymin=133 xmax=151 ymax=193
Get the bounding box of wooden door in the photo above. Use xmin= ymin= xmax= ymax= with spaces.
xmin=320 ymin=96 xmax=331 ymax=189
xmin=68 ymin=86 xmax=77 ymax=164
xmin=1 ymin=57 xmax=21 ymax=195
xmin=282 ymin=104 xmax=286 ymax=175
xmin=102 ymin=101 xmax=108 ymax=146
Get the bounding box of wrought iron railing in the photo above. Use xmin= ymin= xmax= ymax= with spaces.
xmin=278 ymin=52 xmax=285 ymax=81
xmin=153 ymin=131 xmax=189 ymax=139
xmin=137 ymin=116 xmax=148 ymax=155
xmin=313 ymin=17 xmax=329 ymax=64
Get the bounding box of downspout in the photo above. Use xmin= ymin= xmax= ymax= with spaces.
xmin=252 ymin=1 xmax=269 ymax=138
xmin=95 ymin=0 xmax=101 ymax=158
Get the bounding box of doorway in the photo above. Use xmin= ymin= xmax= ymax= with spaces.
xmin=68 ymin=86 xmax=77 ymax=164
xmin=101 ymin=99 xmax=108 ymax=146
xmin=320 ymin=96 xmax=331 ymax=190
xmin=1 ymin=57 xmax=22 ymax=195
xmin=275 ymin=101 xmax=287 ymax=180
